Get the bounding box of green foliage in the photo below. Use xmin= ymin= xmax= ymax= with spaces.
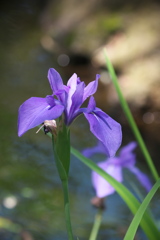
xmin=124 ymin=179 xmax=160 ymax=240
xmin=52 ymin=124 xmax=74 ymax=239
xmin=53 ymin=124 xmax=70 ymax=180
xmin=103 ymin=49 xmax=159 ymax=181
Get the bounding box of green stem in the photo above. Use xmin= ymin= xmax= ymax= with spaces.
xmin=51 ymin=129 xmax=73 ymax=240
xmin=62 ymin=180 xmax=74 ymax=240
xmin=104 ymin=50 xmax=159 ymax=181
xmin=89 ymin=209 xmax=103 ymax=240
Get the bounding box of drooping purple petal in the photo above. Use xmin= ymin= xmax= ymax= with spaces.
xmin=83 ymin=74 xmax=100 ymax=102
xmin=92 ymin=160 xmax=123 ymax=198
xmin=18 ymin=97 xmax=64 ymax=136
xmin=45 ymin=95 xmax=56 ymax=108
xmin=128 ymin=166 xmax=152 ymax=192
xmin=84 ymin=109 xmax=122 ymax=157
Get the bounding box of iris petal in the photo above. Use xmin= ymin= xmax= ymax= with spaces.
xmin=83 ymin=74 xmax=99 ymax=102
xmin=87 ymin=96 xmax=96 ymax=112
xmin=47 ymin=68 xmax=65 ymax=103
xmin=67 ymin=73 xmax=78 ymax=88
xmin=67 ymin=82 xmax=85 ymax=124
xmin=119 ymin=142 xmax=137 ymax=157
xmin=84 ymin=110 xmax=122 ymax=157
xmin=128 ymin=166 xmax=152 ymax=192
xmin=92 ymin=160 xmax=122 ymax=198
xmin=82 ymin=141 xmax=107 ymax=158
xmin=45 ymin=95 xmax=56 ymax=107
xmin=66 ymin=73 xmax=78 ymax=113
xmin=48 ymin=68 xmax=64 ymax=93
xmin=18 ymin=97 xmax=64 ymax=136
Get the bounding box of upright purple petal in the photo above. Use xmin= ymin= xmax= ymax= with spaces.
xmin=92 ymin=160 xmax=123 ymax=198
xmin=82 ymin=141 xmax=107 ymax=158
xmin=87 ymin=96 xmax=96 ymax=112
xmin=83 ymin=74 xmax=100 ymax=102
xmin=119 ymin=142 xmax=137 ymax=157
xmin=48 ymin=68 xmax=64 ymax=93
xmin=66 ymin=82 xmax=85 ymax=124
xmin=72 ymin=96 xmax=96 ymax=119
xmin=128 ymin=166 xmax=152 ymax=192
xmin=66 ymin=73 xmax=78 ymax=113
xmin=48 ymin=68 xmax=66 ymax=104
xmin=84 ymin=109 xmax=122 ymax=157
xmin=18 ymin=97 xmax=64 ymax=136
xmin=118 ymin=142 xmax=137 ymax=167
xmin=67 ymin=73 xmax=78 ymax=88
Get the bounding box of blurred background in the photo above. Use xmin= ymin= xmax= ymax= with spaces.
xmin=0 ymin=0 xmax=160 ymax=239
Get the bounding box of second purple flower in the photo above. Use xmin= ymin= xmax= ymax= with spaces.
xmin=83 ymin=141 xmax=152 ymax=200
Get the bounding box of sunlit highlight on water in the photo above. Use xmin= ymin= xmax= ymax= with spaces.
xmin=3 ymin=196 xmax=18 ymax=209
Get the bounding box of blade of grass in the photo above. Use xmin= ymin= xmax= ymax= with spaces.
xmin=103 ymin=50 xmax=159 ymax=182
xmin=71 ymin=146 xmax=160 ymax=240
xmin=124 ymin=179 xmax=160 ymax=240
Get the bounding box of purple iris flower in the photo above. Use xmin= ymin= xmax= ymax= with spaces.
xmin=18 ymin=68 xmax=122 ymax=157
xmin=83 ymin=142 xmax=152 ymax=198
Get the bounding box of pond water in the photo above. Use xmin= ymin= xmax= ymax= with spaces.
xmin=0 ymin=1 xmax=160 ymax=240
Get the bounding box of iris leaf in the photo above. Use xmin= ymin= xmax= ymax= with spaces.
xmin=103 ymin=49 xmax=159 ymax=182
xmin=124 ymin=179 xmax=160 ymax=240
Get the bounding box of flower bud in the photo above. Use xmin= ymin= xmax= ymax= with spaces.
xmin=90 ymin=196 xmax=106 ymax=210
